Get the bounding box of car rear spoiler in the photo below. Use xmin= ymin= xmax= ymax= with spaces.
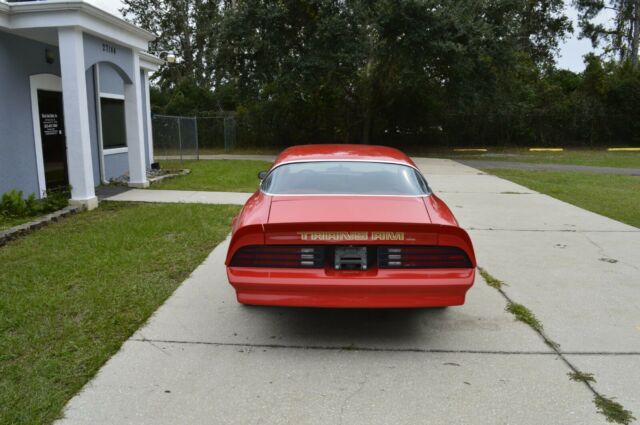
xmin=226 ymin=222 xmax=476 ymax=267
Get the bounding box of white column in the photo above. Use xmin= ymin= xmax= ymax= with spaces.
xmin=143 ymin=69 xmax=155 ymax=165
xmin=58 ymin=27 xmax=98 ymax=210
xmin=125 ymin=54 xmax=149 ymax=188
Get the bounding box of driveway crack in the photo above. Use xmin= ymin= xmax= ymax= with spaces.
xmin=128 ymin=338 xmax=640 ymax=355
xmin=479 ymin=267 xmax=636 ymax=424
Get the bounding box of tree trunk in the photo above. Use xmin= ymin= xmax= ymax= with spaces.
xmin=360 ymin=56 xmax=375 ymax=145
xmin=361 ymin=104 xmax=372 ymax=144
xmin=633 ymin=0 xmax=640 ymax=67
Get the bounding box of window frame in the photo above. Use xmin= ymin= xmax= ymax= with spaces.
xmin=260 ymin=160 xmax=432 ymax=197
xmin=98 ymin=92 xmax=128 ymax=152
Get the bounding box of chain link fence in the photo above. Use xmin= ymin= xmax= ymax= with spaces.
xmin=153 ymin=111 xmax=637 ymax=154
xmin=152 ymin=113 xmax=236 ymax=160
xmin=196 ymin=114 xmax=236 ymax=152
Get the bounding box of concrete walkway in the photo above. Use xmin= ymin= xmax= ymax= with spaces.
xmin=56 ymin=158 xmax=639 ymax=424
xmin=106 ymin=188 xmax=251 ymax=205
xmin=155 ymin=154 xmax=276 ymax=162
xmin=457 ymin=159 xmax=640 ymax=175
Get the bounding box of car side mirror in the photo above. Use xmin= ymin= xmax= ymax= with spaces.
xmin=258 ymin=171 xmax=268 ymax=180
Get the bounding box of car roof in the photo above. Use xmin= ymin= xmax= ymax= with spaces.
xmin=272 ymin=144 xmax=417 ymax=168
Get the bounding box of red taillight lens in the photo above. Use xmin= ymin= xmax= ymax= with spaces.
xmin=378 ymin=246 xmax=472 ymax=268
xmin=230 ymin=245 xmax=325 ymax=268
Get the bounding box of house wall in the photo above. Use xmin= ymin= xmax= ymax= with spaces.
xmin=0 ymin=31 xmax=60 ymax=197
xmin=0 ymin=30 xmax=155 ymax=197
xmin=99 ymin=63 xmax=125 ymax=95
xmin=83 ymin=33 xmax=133 ymax=83
xmin=104 ymin=152 xmax=129 ymax=180
xmin=96 ymin=62 xmax=131 ymax=181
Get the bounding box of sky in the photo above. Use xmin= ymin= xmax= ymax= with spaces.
xmin=555 ymin=2 xmax=612 ymax=71
xmin=87 ymin=0 xmax=610 ymax=73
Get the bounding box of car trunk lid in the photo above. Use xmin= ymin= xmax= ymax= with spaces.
xmin=264 ymin=196 xmax=441 ymax=246
xmin=267 ymin=196 xmax=432 ymax=225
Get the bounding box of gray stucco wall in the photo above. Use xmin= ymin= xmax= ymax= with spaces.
xmin=104 ymin=152 xmax=129 ymax=180
xmin=83 ymin=33 xmax=133 ymax=83
xmin=99 ymin=63 xmax=125 ymax=96
xmin=83 ymin=35 xmax=139 ymax=182
xmin=0 ymin=31 xmax=60 ymax=197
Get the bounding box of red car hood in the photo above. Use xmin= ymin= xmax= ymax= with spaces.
xmin=267 ymin=196 xmax=432 ymax=224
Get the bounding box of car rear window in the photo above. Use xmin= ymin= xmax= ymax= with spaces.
xmin=261 ymin=161 xmax=431 ymax=195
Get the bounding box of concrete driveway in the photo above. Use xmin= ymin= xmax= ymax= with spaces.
xmin=56 ymin=159 xmax=639 ymax=424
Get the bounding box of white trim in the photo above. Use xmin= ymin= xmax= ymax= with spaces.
xmin=96 ymin=89 xmax=128 ymax=159
xmin=0 ymin=2 xmax=9 ymax=27
xmin=29 ymin=73 xmax=63 ymax=197
xmin=140 ymin=51 xmax=163 ymax=71
xmin=142 ymin=69 xmax=154 ymax=164
xmin=2 ymin=0 xmax=155 ymax=50
xmin=99 ymin=92 xmax=125 ymax=100
xmin=124 ymin=53 xmax=148 ymax=185
xmin=93 ymin=64 xmax=107 ymax=184
xmin=103 ymin=147 xmax=128 ymax=155
xmin=58 ymin=26 xmax=96 ymax=201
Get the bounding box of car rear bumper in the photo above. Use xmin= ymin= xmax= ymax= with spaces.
xmin=226 ymin=267 xmax=475 ymax=308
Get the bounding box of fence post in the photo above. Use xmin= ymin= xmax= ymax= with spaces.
xmin=194 ymin=117 xmax=199 ymax=160
xmin=223 ymin=115 xmax=235 ymax=152
xmin=223 ymin=116 xmax=229 ymax=153
xmin=177 ymin=116 xmax=183 ymax=162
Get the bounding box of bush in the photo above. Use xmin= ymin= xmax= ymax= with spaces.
xmin=0 ymin=190 xmax=28 ymax=218
xmin=39 ymin=189 xmax=70 ymax=213
xmin=0 ymin=188 xmax=69 ymax=219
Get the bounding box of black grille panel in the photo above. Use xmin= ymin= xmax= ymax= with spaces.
xmin=378 ymin=246 xmax=472 ymax=268
xmin=230 ymin=245 xmax=325 ymax=268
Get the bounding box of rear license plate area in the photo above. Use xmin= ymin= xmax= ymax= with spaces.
xmin=334 ymin=247 xmax=368 ymax=270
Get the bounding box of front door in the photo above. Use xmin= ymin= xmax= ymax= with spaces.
xmin=37 ymin=90 xmax=68 ymax=190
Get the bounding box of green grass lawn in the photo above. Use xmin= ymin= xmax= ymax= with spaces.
xmin=484 ymin=169 xmax=640 ymax=228
xmin=0 ymin=215 xmax=36 ymax=231
xmin=198 ymin=147 xmax=280 ymax=155
xmin=155 ymin=147 xmax=281 ymax=157
xmin=447 ymin=149 xmax=640 ymax=168
xmin=155 ymin=147 xmax=640 ymax=168
xmin=153 ymin=159 xmax=272 ymax=192
xmin=0 ymin=201 xmax=239 ymax=424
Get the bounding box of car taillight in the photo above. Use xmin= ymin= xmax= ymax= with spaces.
xmin=230 ymin=245 xmax=325 ymax=268
xmin=378 ymin=246 xmax=472 ymax=268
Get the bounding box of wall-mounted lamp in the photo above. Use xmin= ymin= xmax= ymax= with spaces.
xmin=45 ymin=48 xmax=55 ymax=65
xmin=159 ymin=51 xmax=177 ymax=64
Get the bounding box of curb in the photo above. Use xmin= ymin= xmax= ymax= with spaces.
xmin=148 ymin=169 xmax=190 ymax=184
xmin=0 ymin=205 xmax=81 ymax=247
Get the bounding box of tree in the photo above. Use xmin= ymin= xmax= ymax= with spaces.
xmin=213 ymin=0 xmax=570 ymax=145
xmin=122 ymin=0 xmax=227 ymax=89
xmin=126 ymin=0 xmax=588 ymax=148
xmin=575 ymin=0 xmax=640 ymax=66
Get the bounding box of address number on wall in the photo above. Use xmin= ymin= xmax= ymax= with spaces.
xmin=102 ymin=43 xmax=116 ymax=54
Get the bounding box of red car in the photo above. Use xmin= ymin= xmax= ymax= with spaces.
xmin=225 ymin=144 xmax=476 ymax=308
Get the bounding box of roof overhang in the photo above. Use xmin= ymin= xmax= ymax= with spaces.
xmin=0 ymin=0 xmax=156 ymax=51
xmin=140 ymin=50 xmax=163 ymax=71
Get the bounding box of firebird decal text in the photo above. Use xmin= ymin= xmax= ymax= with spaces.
xmin=297 ymin=231 xmax=405 ymax=241
xmin=371 ymin=231 xmax=404 ymax=241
